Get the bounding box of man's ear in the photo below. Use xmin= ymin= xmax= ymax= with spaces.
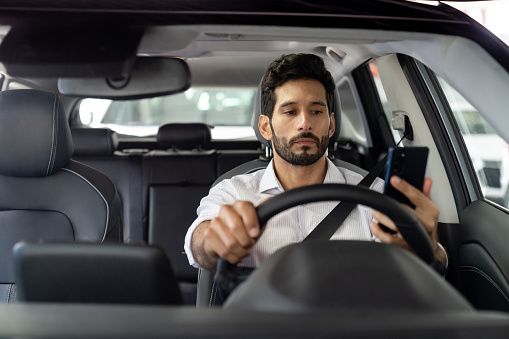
xmin=329 ymin=113 xmax=336 ymax=137
xmin=259 ymin=114 xmax=273 ymax=141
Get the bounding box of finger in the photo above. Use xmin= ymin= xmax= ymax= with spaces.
xmin=370 ymin=221 xmax=411 ymax=251
xmin=411 ymin=206 xmax=440 ymax=237
xmin=232 ymin=200 xmax=261 ymax=238
xmin=370 ymin=221 xmax=397 ymax=243
xmin=209 ymin=216 xmax=253 ymax=260
xmin=390 ymin=176 xmax=428 ymax=209
xmin=219 ymin=204 xmax=257 ymax=247
xmin=203 ymin=223 xmax=249 ymax=264
xmin=371 ymin=210 xmax=398 ymax=233
xmin=422 ymin=177 xmax=433 ymax=198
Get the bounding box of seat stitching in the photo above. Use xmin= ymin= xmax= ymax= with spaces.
xmin=61 ymin=168 xmax=110 ymax=242
xmin=6 ymin=284 xmax=11 ymax=303
xmin=53 ymin=97 xmax=59 ymax=173
xmin=46 ymin=94 xmax=58 ymax=175
xmin=209 ymin=279 xmax=217 ymax=308
xmin=459 ymin=265 xmax=509 ymax=303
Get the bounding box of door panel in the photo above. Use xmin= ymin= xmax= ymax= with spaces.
xmin=460 ymin=200 xmax=509 ymax=311
xmin=375 ymin=54 xmax=509 ymax=311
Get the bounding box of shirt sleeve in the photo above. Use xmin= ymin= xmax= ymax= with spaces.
xmin=370 ymin=177 xmax=385 ymax=193
xmin=183 ymin=179 xmax=240 ymax=268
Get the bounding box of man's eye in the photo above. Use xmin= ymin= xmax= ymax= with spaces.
xmin=312 ymin=110 xmax=323 ymax=114
xmin=283 ymin=111 xmax=295 ymax=115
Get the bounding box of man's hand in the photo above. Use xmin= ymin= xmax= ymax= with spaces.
xmin=370 ymin=176 xmax=446 ymax=263
xmin=191 ymin=201 xmax=262 ymax=271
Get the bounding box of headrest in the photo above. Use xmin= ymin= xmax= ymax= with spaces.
xmin=157 ymin=123 xmax=211 ymax=149
xmin=251 ymin=81 xmax=341 ymax=148
xmin=0 ymin=89 xmax=73 ymax=177
xmin=71 ymin=128 xmax=118 ymax=156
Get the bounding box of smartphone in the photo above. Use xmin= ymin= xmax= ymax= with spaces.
xmin=383 ymin=146 xmax=429 ymax=209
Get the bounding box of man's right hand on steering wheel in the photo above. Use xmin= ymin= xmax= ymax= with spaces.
xmin=192 ymin=201 xmax=262 ymax=271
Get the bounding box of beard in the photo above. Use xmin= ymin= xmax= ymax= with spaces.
xmin=270 ymin=126 xmax=330 ymax=166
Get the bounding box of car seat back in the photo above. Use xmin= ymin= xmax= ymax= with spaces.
xmin=0 ymin=89 xmax=122 ymax=303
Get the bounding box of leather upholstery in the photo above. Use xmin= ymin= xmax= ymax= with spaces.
xmin=0 ymin=89 xmax=73 ymax=177
xmin=157 ymin=123 xmax=211 ymax=149
xmin=14 ymin=242 xmax=182 ymax=305
xmin=148 ymin=124 xmax=216 ymax=304
xmin=460 ymin=242 xmax=509 ymax=312
xmin=0 ymin=89 xmax=123 ymax=303
xmin=71 ymin=128 xmax=143 ymax=243
xmin=72 ymin=128 xmax=119 ymax=156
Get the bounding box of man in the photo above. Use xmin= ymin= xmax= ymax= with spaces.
xmin=184 ymin=53 xmax=446 ymax=272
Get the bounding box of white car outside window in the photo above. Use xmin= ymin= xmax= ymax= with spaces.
xmin=438 ymin=76 xmax=509 ymax=208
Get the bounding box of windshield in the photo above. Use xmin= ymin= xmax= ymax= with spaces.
xmin=77 ymin=87 xmax=257 ymax=140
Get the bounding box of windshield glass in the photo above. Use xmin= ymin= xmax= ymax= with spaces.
xmin=77 ymin=87 xmax=257 ymax=140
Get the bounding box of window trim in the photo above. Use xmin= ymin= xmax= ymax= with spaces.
xmin=397 ymin=54 xmax=475 ymax=213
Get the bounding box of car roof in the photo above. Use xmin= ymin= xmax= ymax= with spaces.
xmin=0 ymin=0 xmax=506 ymax=85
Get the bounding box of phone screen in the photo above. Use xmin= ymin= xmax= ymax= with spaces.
xmin=383 ymin=147 xmax=429 ymax=208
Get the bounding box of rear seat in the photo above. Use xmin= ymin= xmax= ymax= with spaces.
xmin=143 ymin=123 xmax=216 ymax=304
xmin=71 ymin=128 xmax=144 ymax=243
xmin=71 ymin=124 xmax=262 ymax=304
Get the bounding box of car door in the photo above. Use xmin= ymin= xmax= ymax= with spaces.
xmin=362 ymin=52 xmax=509 ymax=312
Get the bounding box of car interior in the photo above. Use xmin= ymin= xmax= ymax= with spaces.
xmin=1 ymin=0 xmax=509 ymax=338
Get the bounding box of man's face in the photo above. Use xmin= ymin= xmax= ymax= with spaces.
xmin=259 ymin=78 xmax=335 ymax=166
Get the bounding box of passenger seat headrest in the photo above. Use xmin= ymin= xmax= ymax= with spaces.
xmin=71 ymin=128 xmax=119 ymax=156
xmin=157 ymin=123 xmax=211 ymax=150
xmin=0 ymin=89 xmax=73 ymax=177
xmin=251 ymin=81 xmax=341 ymax=148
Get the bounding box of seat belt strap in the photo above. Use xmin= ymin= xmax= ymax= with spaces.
xmin=304 ymin=154 xmax=388 ymax=241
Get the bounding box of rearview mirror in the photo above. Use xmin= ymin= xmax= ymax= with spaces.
xmin=58 ymin=57 xmax=191 ymax=100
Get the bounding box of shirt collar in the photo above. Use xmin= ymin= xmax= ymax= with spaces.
xmin=323 ymin=157 xmax=347 ymax=184
xmin=259 ymin=157 xmax=347 ymax=195
xmin=259 ymin=160 xmax=283 ymax=194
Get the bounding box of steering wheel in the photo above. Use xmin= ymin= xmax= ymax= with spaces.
xmin=215 ymin=183 xmax=434 ymax=296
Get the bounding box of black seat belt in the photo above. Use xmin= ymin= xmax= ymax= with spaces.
xmin=304 ymin=154 xmax=387 ymax=241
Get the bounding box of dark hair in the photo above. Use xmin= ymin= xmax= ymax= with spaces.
xmin=261 ymin=53 xmax=335 ymax=119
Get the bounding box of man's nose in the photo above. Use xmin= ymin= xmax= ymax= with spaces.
xmin=297 ymin=111 xmax=312 ymax=131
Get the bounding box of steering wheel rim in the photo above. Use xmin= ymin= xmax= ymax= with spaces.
xmin=216 ymin=183 xmax=435 ymax=293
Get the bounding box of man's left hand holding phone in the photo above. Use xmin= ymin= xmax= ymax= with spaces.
xmin=369 ymin=147 xmax=447 ymax=266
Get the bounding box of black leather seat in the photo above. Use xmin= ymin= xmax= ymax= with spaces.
xmin=0 ymin=89 xmax=122 ymax=303
xmin=71 ymin=127 xmax=119 ymax=157
xmin=14 ymin=241 xmax=182 ymax=305
xmin=146 ymin=123 xmax=215 ymax=304
xmin=71 ymin=127 xmax=145 ymax=243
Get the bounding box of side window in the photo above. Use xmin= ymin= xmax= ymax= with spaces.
xmin=437 ymin=76 xmax=509 ymax=209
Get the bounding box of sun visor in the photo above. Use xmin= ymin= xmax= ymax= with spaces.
xmin=0 ymin=26 xmax=144 ymax=78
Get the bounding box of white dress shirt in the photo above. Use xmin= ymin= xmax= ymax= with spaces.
xmin=184 ymin=158 xmax=385 ymax=268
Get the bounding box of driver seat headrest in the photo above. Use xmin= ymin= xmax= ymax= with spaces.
xmin=0 ymin=89 xmax=73 ymax=177
xmin=250 ymin=80 xmax=341 ymax=149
